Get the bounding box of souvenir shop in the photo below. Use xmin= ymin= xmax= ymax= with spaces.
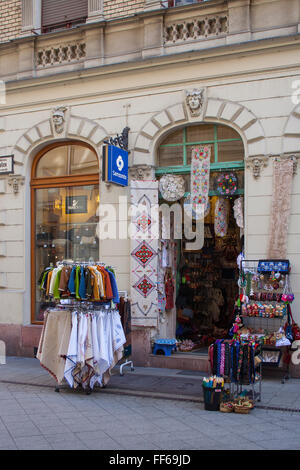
xmin=155 ymin=123 xmax=245 ymax=355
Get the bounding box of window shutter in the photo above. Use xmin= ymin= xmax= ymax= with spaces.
xmin=42 ymin=0 xmax=88 ymax=28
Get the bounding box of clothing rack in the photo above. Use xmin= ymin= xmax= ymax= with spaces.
xmin=37 ymin=302 xmax=127 ymax=395
xmin=37 ymin=261 xmax=134 ymax=394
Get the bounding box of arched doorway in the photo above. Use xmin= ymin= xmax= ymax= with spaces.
xmin=31 ymin=141 xmax=100 ymax=323
xmin=156 ymin=122 xmax=245 ymax=351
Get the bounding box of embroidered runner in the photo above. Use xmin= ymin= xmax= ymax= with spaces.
xmin=130 ymin=180 xmax=159 ymax=327
xmin=214 ymin=197 xmax=229 ymax=237
xmin=190 ymin=146 xmax=211 ymax=217
xmin=268 ymin=158 xmax=293 ymax=258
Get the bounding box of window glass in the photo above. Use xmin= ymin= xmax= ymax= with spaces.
xmin=161 ymin=129 xmax=183 ymax=145
xmin=217 ymin=126 xmax=241 ymax=140
xmin=36 ymin=145 xmax=99 ymax=178
xmin=217 ymin=141 xmax=244 ymax=162
xmin=186 ymin=124 xmax=214 ymax=143
xmin=158 ymin=124 xmax=244 ymax=168
xmin=35 ymin=184 xmax=99 ymax=322
xmin=158 ymin=146 xmax=184 ymax=167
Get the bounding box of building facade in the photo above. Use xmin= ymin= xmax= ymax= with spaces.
xmin=0 ymin=0 xmax=300 ymax=372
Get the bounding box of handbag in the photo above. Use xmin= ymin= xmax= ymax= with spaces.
xmin=290 ymin=306 xmax=300 ymax=341
xmin=284 ymin=304 xmax=300 ymax=342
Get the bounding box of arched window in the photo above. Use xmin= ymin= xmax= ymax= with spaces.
xmin=156 ymin=123 xmax=244 ymax=196
xmin=31 ymin=141 xmax=99 ymax=323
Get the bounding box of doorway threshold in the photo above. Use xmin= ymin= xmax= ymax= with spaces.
xmin=149 ymin=352 xmax=209 ymax=372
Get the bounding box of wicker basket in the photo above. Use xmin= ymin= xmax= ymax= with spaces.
xmin=220 ymin=403 xmax=234 ymax=413
xmin=234 ymin=404 xmax=252 ymax=414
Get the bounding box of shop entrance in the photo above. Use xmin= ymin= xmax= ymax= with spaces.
xmin=156 ymin=123 xmax=245 ymax=359
xmin=175 ymin=195 xmax=243 ymax=353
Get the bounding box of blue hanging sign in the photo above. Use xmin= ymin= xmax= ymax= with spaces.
xmin=103 ymin=145 xmax=128 ymax=187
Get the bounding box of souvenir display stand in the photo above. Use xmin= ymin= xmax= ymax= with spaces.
xmin=239 ymin=259 xmax=293 ymax=384
xmin=209 ymin=338 xmax=262 ymax=404
xmin=36 ymin=260 xmax=129 ymax=394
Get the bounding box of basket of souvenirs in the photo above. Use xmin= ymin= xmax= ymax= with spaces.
xmin=233 ymin=397 xmax=254 ymax=414
xmin=220 ymin=402 xmax=234 ymax=413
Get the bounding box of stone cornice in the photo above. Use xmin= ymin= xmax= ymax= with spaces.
xmin=3 ymin=32 xmax=300 ymax=94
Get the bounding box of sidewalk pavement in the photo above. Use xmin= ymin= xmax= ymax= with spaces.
xmin=0 ymin=356 xmax=300 ymax=410
xmin=0 ymin=358 xmax=299 ymax=450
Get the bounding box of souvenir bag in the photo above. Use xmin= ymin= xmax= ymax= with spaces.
xmin=286 ymin=304 xmax=300 ymax=341
xmin=284 ymin=304 xmax=295 ymax=343
xmin=281 ymin=273 xmax=294 ymax=303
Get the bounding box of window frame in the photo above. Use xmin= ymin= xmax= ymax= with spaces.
xmin=30 ymin=141 xmax=99 ymax=324
xmin=156 ymin=123 xmax=245 ymax=197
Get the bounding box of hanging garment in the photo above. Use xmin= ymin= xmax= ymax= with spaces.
xmin=214 ymin=197 xmax=229 ymax=237
xmin=107 ymin=270 xmax=120 ymax=303
xmin=64 ymin=311 xmax=79 ymax=388
xmin=81 ymin=315 xmax=94 ymax=389
xmin=37 ymin=309 xmax=72 ymax=384
xmin=68 ymin=266 xmax=76 ymax=296
xmin=233 ymin=196 xmax=244 ymax=229
xmin=190 ymin=145 xmax=211 ymax=213
xmin=112 ymin=310 xmax=126 ymax=353
xmin=165 ymin=276 xmax=174 ymax=310
xmin=79 ymin=266 xmax=87 ymax=300
xmin=59 ymin=266 xmax=72 ymax=293
xmin=90 ymin=311 xmax=110 ymax=388
xmin=49 ymin=267 xmax=61 ymax=296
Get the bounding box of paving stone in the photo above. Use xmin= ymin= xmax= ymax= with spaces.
xmin=5 ymin=423 xmax=41 ymax=438
xmin=51 ymin=442 xmax=89 ymax=450
xmin=13 ymin=436 xmax=52 ymax=450
xmin=84 ymin=438 xmax=124 ymax=450
xmin=74 ymin=430 xmax=110 ymax=442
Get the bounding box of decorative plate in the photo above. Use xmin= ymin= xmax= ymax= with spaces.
xmin=183 ymin=194 xmax=210 ymax=220
xmin=159 ymin=174 xmax=185 ymax=202
xmin=215 ymin=172 xmax=238 ymax=196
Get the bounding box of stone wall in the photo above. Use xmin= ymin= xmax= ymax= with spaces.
xmin=104 ymin=0 xmax=145 ymax=20
xmin=0 ymin=0 xmax=22 ymax=44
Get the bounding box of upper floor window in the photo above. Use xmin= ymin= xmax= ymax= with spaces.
xmin=157 ymin=124 xmax=244 ymax=171
xmin=167 ymin=0 xmax=209 ymax=7
xmin=42 ymin=0 xmax=88 ymax=33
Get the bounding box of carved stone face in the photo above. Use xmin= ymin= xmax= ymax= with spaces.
xmin=52 ymin=114 xmax=64 ymax=126
xmin=52 ymin=107 xmax=66 ymax=134
xmin=188 ymin=95 xmax=200 ymax=110
xmin=186 ymin=89 xmax=204 ymax=116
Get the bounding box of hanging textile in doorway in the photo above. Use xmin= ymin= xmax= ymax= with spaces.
xmin=267 ymin=158 xmax=293 ymax=259
xmin=214 ymin=197 xmax=229 ymax=237
xmin=233 ymin=196 xmax=244 ymax=229
xmin=130 ymin=180 xmax=159 ymax=327
xmin=190 ymin=145 xmax=211 ymax=216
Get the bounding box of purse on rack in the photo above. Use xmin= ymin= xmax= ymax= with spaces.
xmin=289 ymin=305 xmax=300 ymax=341
xmin=284 ymin=304 xmax=300 ymax=342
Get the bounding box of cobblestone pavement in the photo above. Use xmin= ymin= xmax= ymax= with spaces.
xmin=0 ymin=380 xmax=300 ymax=450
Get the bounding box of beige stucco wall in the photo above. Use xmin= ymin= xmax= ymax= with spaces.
xmin=0 ymin=36 xmax=300 ymax=326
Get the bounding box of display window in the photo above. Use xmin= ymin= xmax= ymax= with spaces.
xmin=31 ymin=142 xmax=99 ymax=323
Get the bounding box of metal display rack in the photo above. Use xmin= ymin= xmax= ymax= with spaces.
xmin=239 ymin=259 xmax=291 ymax=385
